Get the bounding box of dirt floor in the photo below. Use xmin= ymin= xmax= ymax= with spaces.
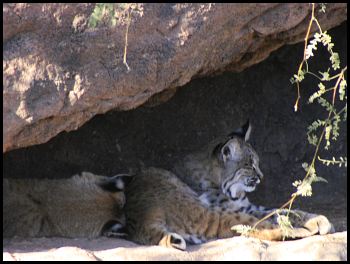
xmin=3 ymin=232 xmax=347 ymax=261
xmin=3 ymin=22 xmax=347 ymax=236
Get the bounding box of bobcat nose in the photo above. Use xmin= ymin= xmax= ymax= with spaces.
xmin=246 ymin=176 xmax=260 ymax=186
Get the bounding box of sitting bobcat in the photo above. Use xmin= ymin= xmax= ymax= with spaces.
xmin=3 ymin=172 xmax=133 ymax=238
xmin=125 ymin=121 xmax=334 ymax=250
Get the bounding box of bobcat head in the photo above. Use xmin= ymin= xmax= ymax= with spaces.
xmin=174 ymin=120 xmax=264 ymax=199
xmin=212 ymin=120 xmax=264 ymax=198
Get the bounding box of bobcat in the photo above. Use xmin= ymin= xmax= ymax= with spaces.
xmin=3 ymin=172 xmax=133 ymax=238
xmin=125 ymin=121 xmax=334 ymax=250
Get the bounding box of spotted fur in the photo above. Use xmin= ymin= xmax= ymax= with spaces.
xmin=125 ymin=167 xmax=277 ymax=250
xmin=173 ymin=120 xmax=273 ymax=220
xmin=125 ymin=121 xmax=334 ymax=250
xmin=3 ymin=172 xmax=133 ymax=238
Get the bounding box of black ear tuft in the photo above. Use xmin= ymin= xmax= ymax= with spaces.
xmin=119 ymin=174 xmax=135 ymax=186
xmin=212 ymin=143 xmax=224 ymax=156
xmin=99 ymin=174 xmax=135 ymax=192
xmin=228 ymin=119 xmax=251 ymax=141
xmin=241 ymin=119 xmax=250 ymax=135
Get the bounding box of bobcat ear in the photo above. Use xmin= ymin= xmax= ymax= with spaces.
xmin=117 ymin=174 xmax=135 ymax=187
xmin=228 ymin=120 xmax=251 ymax=142
xmin=212 ymin=142 xmax=224 ymax=157
xmin=219 ymin=141 xmax=242 ymax=163
xmin=99 ymin=174 xmax=135 ymax=192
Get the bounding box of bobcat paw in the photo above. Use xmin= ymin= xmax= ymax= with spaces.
xmin=303 ymin=214 xmax=334 ymax=235
xmin=159 ymin=232 xmax=186 ymax=251
xmin=289 ymin=213 xmax=334 ymax=238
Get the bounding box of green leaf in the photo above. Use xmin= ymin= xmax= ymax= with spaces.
xmin=320 ymin=32 xmax=332 ymax=47
xmin=318 ymin=156 xmax=347 ymax=167
xmin=317 ymin=97 xmax=334 ymax=112
xmin=295 ymin=179 xmax=313 ymax=197
xmin=231 ymin=224 xmax=254 ymax=236
xmin=111 ymin=17 xmax=117 ymax=26
xmin=88 ymin=3 xmax=118 ymax=28
xmin=313 ymin=176 xmax=328 ymax=183
xmin=324 ymin=124 xmax=332 ymax=149
xmin=307 ymin=134 xmax=318 ymax=145
xmin=319 ymin=3 xmax=327 ymax=13
xmin=276 ymin=214 xmax=294 ymax=239
xmin=118 ymin=3 xmax=128 ymax=10
xmin=88 ymin=17 xmax=97 ymax=28
xmin=308 ymin=83 xmax=326 ymax=103
xmin=307 ymin=119 xmax=325 ymax=142
xmin=292 ymin=180 xmax=302 ymax=187
xmin=293 ymin=69 xmax=306 ymax=83
xmin=319 ymin=69 xmax=330 ymax=81
xmin=305 ymin=33 xmax=322 ymax=60
xmin=302 ymin=162 xmax=309 ymax=170
xmin=330 ymin=52 xmax=340 ymax=70
xmin=339 ymin=79 xmax=347 ymax=101
xmin=318 ymin=83 xmax=326 ymax=91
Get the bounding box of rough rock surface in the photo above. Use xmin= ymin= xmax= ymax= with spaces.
xmin=3 ymin=3 xmax=347 ymax=152
xmin=3 ymin=232 xmax=347 ymax=261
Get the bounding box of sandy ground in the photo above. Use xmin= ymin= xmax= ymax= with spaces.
xmin=3 ymin=232 xmax=347 ymax=261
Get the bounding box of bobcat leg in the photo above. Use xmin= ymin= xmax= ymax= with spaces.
xmin=243 ymin=210 xmax=334 ymax=241
xmin=247 ymin=224 xmax=322 ymax=240
xmin=209 ymin=211 xmax=277 ymax=239
xmin=287 ymin=210 xmax=334 ymax=235
xmin=215 ymin=212 xmax=292 ymax=241
xmin=243 ymin=207 xmax=334 ymax=239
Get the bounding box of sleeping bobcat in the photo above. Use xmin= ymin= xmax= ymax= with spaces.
xmin=125 ymin=121 xmax=334 ymax=250
xmin=3 ymin=172 xmax=133 ymax=238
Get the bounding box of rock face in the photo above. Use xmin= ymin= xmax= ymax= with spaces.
xmin=3 ymin=232 xmax=347 ymax=261
xmin=3 ymin=3 xmax=347 ymax=152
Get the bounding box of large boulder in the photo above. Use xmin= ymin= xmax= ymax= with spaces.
xmin=3 ymin=3 xmax=347 ymax=152
xmin=3 ymin=232 xmax=347 ymax=261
